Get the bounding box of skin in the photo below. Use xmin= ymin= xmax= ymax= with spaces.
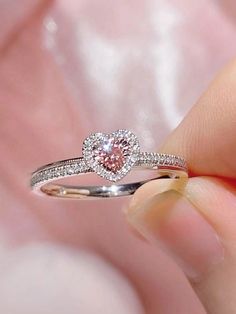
xmin=1 ymin=1 xmax=236 ymax=313
xmin=127 ymin=59 xmax=236 ymax=313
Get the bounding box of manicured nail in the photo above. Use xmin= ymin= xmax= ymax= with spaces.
xmin=127 ymin=190 xmax=224 ymax=280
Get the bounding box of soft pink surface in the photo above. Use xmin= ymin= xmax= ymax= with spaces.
xmin=0 ymin=0 xmax=235 ymax=313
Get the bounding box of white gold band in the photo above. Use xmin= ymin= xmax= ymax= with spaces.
xmin=31 ymin=152 xmax=188 ymax=199
xmin=31 ymin=129 xmax=188 ymax=199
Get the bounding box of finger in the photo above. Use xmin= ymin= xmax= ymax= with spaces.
xmin=127 ymin=177 xmax=236 ymax=314
xmin=159 ymin=59 xmax=236 ymax=177
xmin=126 ymin=59 xmax=236 ymax=314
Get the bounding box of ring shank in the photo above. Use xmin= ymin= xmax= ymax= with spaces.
xmin=31 ymin=153 xmax=188 ymax=199
xmin=35 ymin=169 xmax=188 ymax=199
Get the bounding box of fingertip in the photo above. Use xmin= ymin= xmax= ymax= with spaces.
xmin=126 ymin=178 xmax=224 ymax=281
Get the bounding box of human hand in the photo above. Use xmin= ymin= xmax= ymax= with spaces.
xmin=127 ymin=59 xmax=236 ymax=313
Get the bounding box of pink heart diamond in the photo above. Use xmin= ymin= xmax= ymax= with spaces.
xmin=82 ymin=130 xmax=140 ymax=182
xmin=93 ymin=137 xmax=129 ymax=173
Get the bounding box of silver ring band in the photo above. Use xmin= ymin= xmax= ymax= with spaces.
xmin=31 ymin=153 xmax=188 ymax=199
xmin=31 ymin=130 xmax=188 ymax=199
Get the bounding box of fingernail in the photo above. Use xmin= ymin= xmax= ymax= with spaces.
xmin=127 ymin=190 xmax=224 ymax=280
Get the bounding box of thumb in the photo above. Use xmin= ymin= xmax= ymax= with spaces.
xmin=126 ymin=59 xmax=236 ymax=314
xmin=159 ymin=58 xmax=236 ymax=178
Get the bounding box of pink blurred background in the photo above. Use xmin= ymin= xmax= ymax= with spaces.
xmin=0 ymin=1 xmax=236 ymax=313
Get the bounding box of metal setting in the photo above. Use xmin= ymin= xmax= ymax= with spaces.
xmin=31 ymin=130 xmax=188 ymax=199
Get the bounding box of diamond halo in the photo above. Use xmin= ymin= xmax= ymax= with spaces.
xmin=82 ymin=129 xmax=140 ymax=182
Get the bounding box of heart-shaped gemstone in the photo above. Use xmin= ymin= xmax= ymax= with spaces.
xmin=82 ymin=130 xmax=140 ymax=182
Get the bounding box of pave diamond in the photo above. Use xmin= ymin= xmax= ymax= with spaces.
xmin=30 ymin=157 xmax=90 ymax=188
xmin=82 ymin=130 xmax=140 ymax=182
xmin=31 ymin=129 xmax=188 ymax=191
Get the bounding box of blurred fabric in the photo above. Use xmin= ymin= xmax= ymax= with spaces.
xmin=45 ymin=0 xmax=236 ymax=149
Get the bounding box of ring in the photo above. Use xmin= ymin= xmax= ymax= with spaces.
xmin=31 ymin=129 xmax=188 ymax=199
